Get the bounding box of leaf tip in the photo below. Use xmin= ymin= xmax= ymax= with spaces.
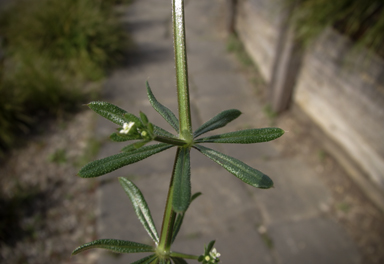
xmin=71 ymin=247 xmax=81 ymax=256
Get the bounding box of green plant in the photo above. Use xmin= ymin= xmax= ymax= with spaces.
xmin=0 ymin=0 xmax=129 ymax=153
xmin=289 ymin=0 xmax=384 ymax=56
xmin=48 ymin=149 xmax=67 ymax=164
xmin=72 ymin=1 xmax=284 ymax=263
xmin=1 ymin=0 xmax=127 ymax=80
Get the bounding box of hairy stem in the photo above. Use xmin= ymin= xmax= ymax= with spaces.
xmin=173 ymin=0 xmax=192 ymax=138
xmin=158 ymin=0 xmax=192 ymax=255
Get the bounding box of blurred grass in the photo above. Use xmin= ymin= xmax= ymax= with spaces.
xmin=0 ymin=0 xmax=131 ymax=154
xmin=290 ymin=0 xmax=384 ymax=56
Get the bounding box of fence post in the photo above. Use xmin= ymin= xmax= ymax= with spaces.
xmin=224 ymin=0 xmax=238 ymax=35
xmin=269 ymin=3 xmax=303 ymax=113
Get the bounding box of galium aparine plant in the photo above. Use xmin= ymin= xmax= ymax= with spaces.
xmin=71 ymin=0 xmax=284 ymax=263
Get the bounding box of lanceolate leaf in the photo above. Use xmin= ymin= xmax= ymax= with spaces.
xmin=88 ymin=101 xmax=145 ymax=128
xmin=131 ymin=254 xmax=158 ymax=264
xmin=88 ymin=101 xmax=128 ymax=126
xmin=110 ymin=132 xmax=142 ymax=142
xmin=121 ymin=143 xmax=139 ymax=153
xmin=172 ymin=192 xmax=202 ymax=243
xmin=78 ymin=143 xmax=173 ymax=178
xmin=172 ymin=148 xmax=191 ymax=213
xmin=194 ymin=145 xmax=273 ymax=189
xmin=195 ymin=128 xmax=284 ymax=144
xmin=134 ymin=140 xmax=151 ymax=149
xmin=205 ymin=240 xmax=216 ymax=256
xmin=147 ymin=82 xmax=180 ymax=133
xmin=124 ymin=113 xmax=143 ymax=126
xmin=140 ymin=111 xmax=149 ymax=125
xmin=153 ymin=125 xmax=177 ymax=138
xmin=118 ymin=177 xmax=159 ymax=244
xmin=71 ymin=239 xmax=155 ymax=255
xmin=194 ymin=109 xmax=242 ymax=138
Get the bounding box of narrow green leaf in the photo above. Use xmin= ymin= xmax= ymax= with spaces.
xmin=110 ymin=132 xmax=142 ymax=142
xmin=148 ymin=123 xmax=154 ymax=135
xmin=78 ymin=143 xmax=173 ymax=178
xmin=172 ymin=147 xmax=191 ymax=213
xmin=88 ymin=101 xmax=128 ymax=126
xmin=171 ymin=257 xmax=188 ymax=264
xmin=147 ymin=81 xmax=179 ymax=133
xmin=191 ymin=192 xmax=202 ymax=202
xmin=131 ymin=254 xmax=157 ymax=264
xmin=119 ymin=177 xmax=159 ymax=244
xmin=121 ymin=143 xmax=139 ymax=153
xmin=134 ymin=140 xmax=150 ymax=149
xmin=205 ymin=240 xmax=216 ymax=256
xmin=159 ymin=259 xmax=171 ymax=264
xmin=194 ymin=109 xmax=242 ymax=138
xmin=140 ymin=111 xmax=149 ymax=125
xmin=194 ymin=145 xmax=273 ymax=189
xmin=195 ymin=128 xmax=284 ymax=144
xmin=153 ymin=125 xmax=177 ymax=138
xmin=72 ymin=239 xmax=155 ymax=255
xmin=172 ymin=192 xmax=202 ymax=244
xmin=124 ymin=113 xmax=144 ymax=128
xmin=87 ymin=102 xmax=145 ymax=132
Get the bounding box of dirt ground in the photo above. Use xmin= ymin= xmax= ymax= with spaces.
xmin=0 ymin=111 xmax=99 ymax=264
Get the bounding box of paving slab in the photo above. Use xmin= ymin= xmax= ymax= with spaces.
xmin=269 ymin=217 xmax=361 ymax=264
xmin=252 ymin=159 xmax=333 ymax=225
xmin=92 ymin=0 xmax=363 ymax=263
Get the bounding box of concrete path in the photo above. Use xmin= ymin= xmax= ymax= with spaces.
xmin=92 ymin=0 xmax=361 ymax=263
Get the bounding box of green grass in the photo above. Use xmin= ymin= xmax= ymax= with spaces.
xmin=0 ymin=0 xmax=130 ymax=154
xmin=48 ymin=149 xmax=68 ymax=164
xmin=289 ymin=0 xmax=384 ymax=57
xmin=227 ymin=33 xmax=254 ymax=67
xmin=337 ymin=202 xmax=352 ymax=213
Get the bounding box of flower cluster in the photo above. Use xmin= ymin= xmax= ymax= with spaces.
xmin=203 ymin=248 xmax=220 ymax=263
xmin=120 ymin=122 xmax=135 ymax=134
xmin=198 ymin=243 xmax=221 ymax=264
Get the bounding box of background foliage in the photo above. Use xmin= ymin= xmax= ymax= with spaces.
xmin=290 ymin=0 xmax=384 ymax=56
xmin=0 ymin=0 xmax=130 ymax=153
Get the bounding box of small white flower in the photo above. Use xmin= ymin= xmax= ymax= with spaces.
xmin=120 ymin=122 xmax=134 ymax=134
xmin=141 ymin=131 xmax=147 ymax=137
xmin=209 ymin=248 xmax=221 ymax=259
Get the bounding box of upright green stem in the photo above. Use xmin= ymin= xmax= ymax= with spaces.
xmin=158 ymin=149 xmax=179 ymax=253
xmin=158 ymin=0 xmax=192 ymax=256
xmin=173 ymin=0 xmax=192 ymax=138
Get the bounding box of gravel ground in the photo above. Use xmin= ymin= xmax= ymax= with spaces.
xmin=0 ymin=111 xmax=99 ymax=264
